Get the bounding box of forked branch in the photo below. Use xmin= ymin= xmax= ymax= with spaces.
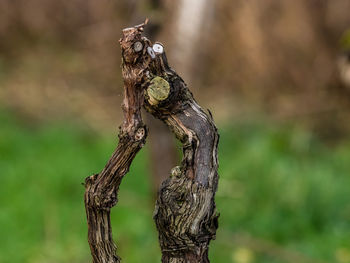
xmin=84 ymin=21 xmax=219 ymax=263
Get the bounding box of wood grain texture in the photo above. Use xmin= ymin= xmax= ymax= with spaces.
xmin=84 ymin=22 xmax=151 ymax=263
xmin=144 ymin=49 xmax=220 ymax=262
xmin=84 ymin=21 xmax=219 ymax=263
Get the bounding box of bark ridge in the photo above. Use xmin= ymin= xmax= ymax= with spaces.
xmin=84 ymin=21 xmax=219 ymax=263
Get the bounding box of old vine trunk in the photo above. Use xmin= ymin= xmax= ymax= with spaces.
xmin=84 ymin=21 xmax=219 ymax=263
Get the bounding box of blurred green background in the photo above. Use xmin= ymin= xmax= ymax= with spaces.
xmin=1 ymin=109 xmax=350 ymax=263
xmin=1 ymin=0 xmax=350 ymax=263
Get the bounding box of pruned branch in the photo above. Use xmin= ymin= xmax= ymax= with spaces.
xmin=84 ymin=21 xmax=151 ymax=263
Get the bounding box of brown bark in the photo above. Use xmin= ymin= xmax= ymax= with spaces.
xmin=84 ymin=22 xmax=151 ymax=263
xmin=84 ymin=21 xmax=219 ymax=263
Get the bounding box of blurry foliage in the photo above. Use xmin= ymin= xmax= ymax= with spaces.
xmin=0 ymin=0 xmax=131 ymax=127
xmin=0 ymin=0 xmax=350 ymax=134
xmin=1 ymin=109 xmax=350 ymax=262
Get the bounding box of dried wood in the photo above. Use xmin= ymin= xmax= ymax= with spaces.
xmin=84 ymin=21 xmax=219 ymax=263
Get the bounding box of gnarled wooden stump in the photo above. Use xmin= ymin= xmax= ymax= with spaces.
xmin=84 ymin=21 xmax=219 ymax=263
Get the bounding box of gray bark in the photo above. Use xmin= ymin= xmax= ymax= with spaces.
xmin=144 ymin=45 xmax=219 ymax=262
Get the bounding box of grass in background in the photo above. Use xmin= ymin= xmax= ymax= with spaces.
xmin=0 ymin=110 xmax=350 ymax=263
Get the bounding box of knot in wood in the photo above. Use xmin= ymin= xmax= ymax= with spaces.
xmin=134 ymin=127 xmax=145 ymax=141
xmin=152 ymin=43 xmax=164 ymax=54
xmin=170 ymin=166 xmax=182 ymax=177
xmin=154 ymin=178 xmax=217 ymax=255
xmin=147 ymin=46 xmax=156 ymax=59
xmin=133 ymin=41 xmax=143 ymax=52
xmin=85 ymin=173 xmax=98 ymax=187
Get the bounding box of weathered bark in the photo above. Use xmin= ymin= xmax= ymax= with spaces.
xmin=84 ymin=21 xmax=219 ymax=263
xmin=144 ymin=45 xmax=220 ymax=263
xmin=84 ymin=22 xmax=151 ymax=263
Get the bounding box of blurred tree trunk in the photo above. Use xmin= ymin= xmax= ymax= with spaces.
xmin=168 ymin=0 xmax=213 ymax=88
xmin=142 ymin=0 xmax=214 ymax=194
xmin=144 ymin=0 xmax=178 ymax=194
xmin=127 ymin=0 xmax=179 ymax=194
xmin=146 ymin=115 xmax=177 ymax=192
